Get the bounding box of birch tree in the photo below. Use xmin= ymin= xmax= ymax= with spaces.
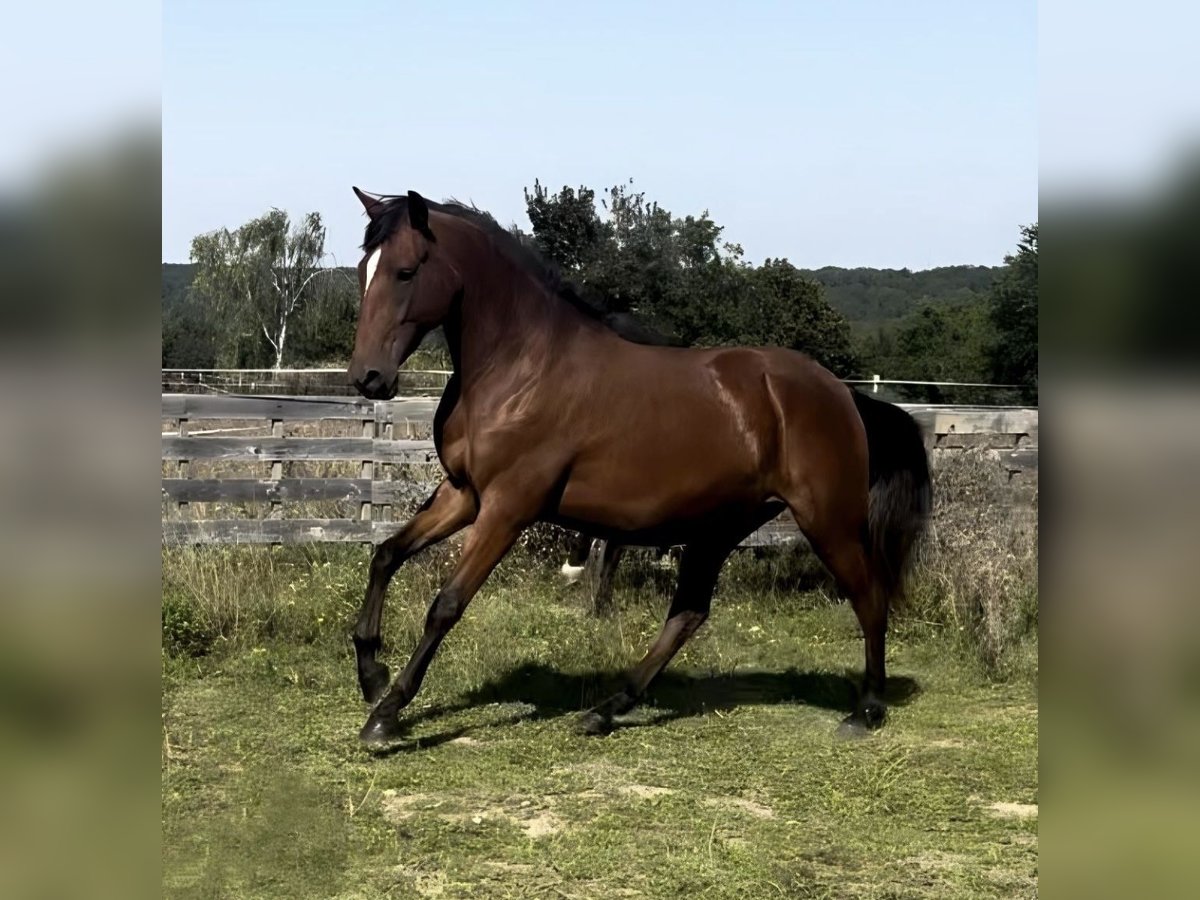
xmin=190 ymin=209 xmax=329 ymax=369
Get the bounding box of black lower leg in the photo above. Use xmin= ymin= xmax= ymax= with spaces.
xmin=592 ymin=541 xmax=624 ymax=615
xmin=839 ymin=613 xmax=888 ymax=735
xmin=350 ymin=482 xmax=477 ymax=705
xmin=355 ymin=642 xmax=391 ymax=705
xmin=358 ymin=506 xmax=522 ymax=747
xmin=353 ymin=543 xmax=400 ymax=703
xmin=858 ymin=621 xmax=888 ymax=727
xmin=360 ymin=587 xmax=463 ymax=744
xmin=578 ymin=545 xmax=723 ymax=735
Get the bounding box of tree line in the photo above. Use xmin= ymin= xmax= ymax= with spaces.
xmin=162 ymin=181 xmax=1037 ymax=402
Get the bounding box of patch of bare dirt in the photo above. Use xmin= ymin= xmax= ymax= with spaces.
xmin=907 ymin=850 xmax=971 ymax=872
xmin=381 ymin=791 xmax=441 ymax=818
xmin=554 ymin=761 xmax=677 ymax=803
xmin=518 ymin=809 xmax=563 ymax=838
xmin=617 ymin=784 xmax=674 ymax=799
xmin=989 ymin=801 xmax=1038 ymax=819
xmin=391 ymin=864 xmax=448 ymax=897
xmin=380 ymin=790 xmax=565 ymax=838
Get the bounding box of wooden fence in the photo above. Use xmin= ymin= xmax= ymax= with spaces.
xmin=162 ymin=394 xmax=1037 ymax=547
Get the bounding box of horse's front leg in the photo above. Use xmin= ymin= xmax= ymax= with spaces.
xmin=359 ymin=500 xmax=524 ymax=746
xmin=353 ymin=479 xmax=477 ymax=703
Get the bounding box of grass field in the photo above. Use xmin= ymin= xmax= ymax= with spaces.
xmin=162 ymin=544 xmax=1037 ymax=899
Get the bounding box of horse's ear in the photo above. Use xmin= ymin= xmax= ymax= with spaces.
xmin=407 ymin=190 xmax=429 ymax=233
xmin=352 ymin=186 xmax=386 ymax=219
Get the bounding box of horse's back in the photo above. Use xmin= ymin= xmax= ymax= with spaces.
xmin=553 ymin=341 xmax=864 ymax=538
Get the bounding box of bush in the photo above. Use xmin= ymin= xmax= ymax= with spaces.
xmin=162 ymin=588 xmax=216 ymax=657
xmin=903 ymin=449 xmax=1038 ymax=676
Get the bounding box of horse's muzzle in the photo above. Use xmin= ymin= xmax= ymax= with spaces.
xmin=350 ymin=367 xmax=397 ymax=400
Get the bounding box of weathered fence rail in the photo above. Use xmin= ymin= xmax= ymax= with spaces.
xmin=162 ymin=394 xmax=1037 ymax=547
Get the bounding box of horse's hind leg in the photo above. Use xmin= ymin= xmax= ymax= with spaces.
xmin=353 ymin=479 xmax=477 ymax=703
xmin=591 ymin=540 xmax=624 ymax=616
xmin=577 ymin=542 xmax=728 ymax=736
xmin=807 ymin=528 xmax=889 ymax=734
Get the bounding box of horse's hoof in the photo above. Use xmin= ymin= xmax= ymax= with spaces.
xmin=861 ymin=700 xmax=887 ymax=730
xmin=576 ymin=710 xmax=613 ymax=737
xmin=836 ymin=700 xmax=887 ymax=740
xmin=359 ymin=663 xmax=391 ymax=704
xmin=359 ymin=713 xmax=405 ymax=747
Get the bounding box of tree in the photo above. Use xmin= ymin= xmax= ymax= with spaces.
xmin=162 ymin=289 xmax=220 ymax=368
xmin=989 ymin=224 xmax=1038 ymax=400
xmin=521 ymin=179 xmax=857 ymax=371
xmin=524 ymin=181 xmax=604 ymax=270
xmin=284 ymin=267 xmax=360 ymax=366
xmin=190 ymin=210 xmax=330 ymax=369
xmin=523 ymin=179 xmax=731 ymax=321
xmin=868 ymin=301 xmax=995 ymax=402
xmin=743 ymin=259 xmax=857 ymax=375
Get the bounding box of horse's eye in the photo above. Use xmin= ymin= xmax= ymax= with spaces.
xmin=397 ymin=268 xmax=416 ymax=282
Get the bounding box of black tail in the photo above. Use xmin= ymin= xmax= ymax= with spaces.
xmin=851 ymin=390 xmax=932 ymax=601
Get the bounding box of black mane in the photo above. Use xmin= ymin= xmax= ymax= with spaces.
xmin=360 ymin=194 xmax=681 ymax=347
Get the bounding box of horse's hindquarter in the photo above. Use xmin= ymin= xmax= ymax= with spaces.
xmin=555 ymin=345 xmax=784 ymax=536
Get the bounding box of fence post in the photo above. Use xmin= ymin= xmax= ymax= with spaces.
xmin=268 ymin=418 xmax=284 ymax=519
xmin=361 ymin=413 xmax=374 ymax=544
xmin=872 ymin=373 xmax=881 ymax=394
xmin=381 ymin=407 xmax=394 ymax=525
xmin=176 ymin=417 xmax=190 ymax=519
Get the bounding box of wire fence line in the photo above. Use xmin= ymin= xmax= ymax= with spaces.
xmin=163 ymin=368 xmax=1033 ymax=406
xmin=843 ymin=375 xmax=1025 ymax=390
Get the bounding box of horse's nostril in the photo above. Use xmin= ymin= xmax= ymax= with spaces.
xmin=363 ymin=369 xmax=382 ymax=387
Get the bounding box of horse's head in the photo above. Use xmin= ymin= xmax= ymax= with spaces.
xmin=348 ymin=187 xmax=459 ymax=399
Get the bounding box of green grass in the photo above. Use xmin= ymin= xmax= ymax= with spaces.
xmin=162 ymin=548 xmax=1037 ymax=899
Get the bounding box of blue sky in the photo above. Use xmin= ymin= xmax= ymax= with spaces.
xmin=163 ymin=0 xmax=1036 ymax=269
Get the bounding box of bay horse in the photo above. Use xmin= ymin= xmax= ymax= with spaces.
xmin=558 ymin=315 xmax=683 ymax=613
xmin=347 ymin=188 xmax=931 ymax=745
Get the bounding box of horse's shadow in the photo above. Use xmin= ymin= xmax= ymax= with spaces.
xmin=370 ymin=663 xmax=921 ymax=755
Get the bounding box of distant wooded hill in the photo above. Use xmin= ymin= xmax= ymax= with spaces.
xmin=797 ymin=265 xmax=1001 ymax=333
xmin=163 ymin=262 xmax=1001 ymax=340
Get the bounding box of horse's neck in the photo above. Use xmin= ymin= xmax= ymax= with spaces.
xmin=446 ymin=234 xmax=587 ymax=389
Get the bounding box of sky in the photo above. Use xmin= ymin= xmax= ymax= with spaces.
xmin=162 ymin=0 xmax=1037 ymax=269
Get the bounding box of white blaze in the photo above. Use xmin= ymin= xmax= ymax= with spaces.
xmin=364 ymin=247 xmax=382 ymax=296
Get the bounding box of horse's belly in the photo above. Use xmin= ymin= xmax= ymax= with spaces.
xmin=556 ymin=454 xmax=763 ymax=534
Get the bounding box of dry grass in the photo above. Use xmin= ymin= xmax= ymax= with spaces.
xmin=903 ymin=449 xmax=1039 ymax=676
